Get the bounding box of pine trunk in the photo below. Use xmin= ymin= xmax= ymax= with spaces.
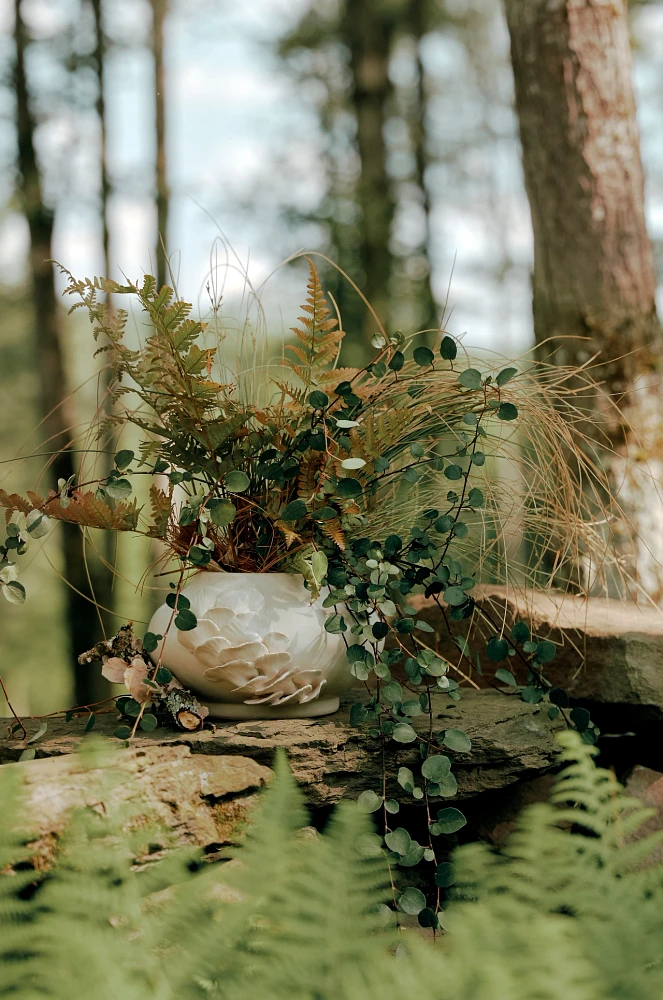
xmin=89 ymin=0 xmax=117 ymax=641
xmin=152 ymin=0 xmax=169 ymax=288
xmin=344 ymin=0 xmax=395 ymax=348
xmin=504 ymin=0 xmax=663 ymax=598
xmin=90 ymin=0 xmax=111 ymax=281
xmin=14 ymin=0 xmax=110 ymax=704
xmin=407 ymin=0 xmax=437 ymax=336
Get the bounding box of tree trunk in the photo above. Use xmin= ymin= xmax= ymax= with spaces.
xmin=89 ymin=0 xmax=118 ymax=631
xmin=504 ymin=0 xmax=663 ymax=598
xmin=407 ymin=0 xmax=437 ymax=336
xmin=90 ymin=0 xmax=111 ymax=282
xmin=151 ymin=0 xmax=169 ymax=288
xmin=14 ymin=0 xmax=110 ymax=704
xmin=343 ymin=0 xmax=395 ymax=350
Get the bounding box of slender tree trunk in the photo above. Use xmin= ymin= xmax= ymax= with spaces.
xmin=151 ymin=0 xmax=169 ymax=288
xmin=14 ymin=0 xmax=109 ymax=704
xmin=90 ymin=0 xmax=111 ymax=282
xmin=343 ymin=0 xmax=395 ymax=348
xmin=89 ymin=0 xmax=118 ymax=625
xmin=504 ymin=0 xmax=663 ymax=598
xmin=407 ymin=0 xmax=437 ymax=336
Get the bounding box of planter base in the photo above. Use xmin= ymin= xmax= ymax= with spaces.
xmin=202 ymin=696 xmax=341 ymax=721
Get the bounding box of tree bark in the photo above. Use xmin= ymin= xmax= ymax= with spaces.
xmin=151 ymin=0 xmax=169 ymax=288
xmin=14 ymin=0 xmax=110 ymax=704
xmin=406 ymin=0 xmax=437 ymax=336
xmin=504 ymin=0 xmax=663 ymax=598
xmin=343 ymin=0 xmax=395 ymax=348
xmin=90 ymin=0 xmax=111 ymax=282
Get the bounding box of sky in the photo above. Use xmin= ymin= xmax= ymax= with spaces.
xmin=0 ymin=0 xmax=661 ymax=355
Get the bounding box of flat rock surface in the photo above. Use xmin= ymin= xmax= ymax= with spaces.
xmin=1 ymin=689 xmax=563 ymax=807
xmin=410 ymin=586 xmax=663 ymax=715
xmin=9 ymin=746 xmax=271 ymax=862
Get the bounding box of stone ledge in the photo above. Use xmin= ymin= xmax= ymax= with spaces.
xmin=410 ymin=587 xmax=663 ymax=717
xmin=1 ymin=689 xmax=563 ymax=808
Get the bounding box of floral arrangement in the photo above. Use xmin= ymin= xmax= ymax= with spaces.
xmin=0 ymin=259 xmax=615 ymax=919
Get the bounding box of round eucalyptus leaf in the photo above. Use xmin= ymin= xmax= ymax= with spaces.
xmin=384 ymin=827 xmax=411 ymax=855
xmin=26 ymin=509 xmax=51 ymax=538
xmin=280 ymin=499 xmax=308 ymax=521
xmin=2 ymin=581 xmax=26 ymax=605
xmin=392 ymin=723 xmax=417 ymax=743
xmin=511 ymin=620 xmax=530 ymax=644
xmin=174 ymin=608 xmax=198 ymax=631
xmin=357 ymin=789 xmax=382 ymax=813
xmin=336 ymin=478 xmax=362 ymax=499
xmin=440 ymin=336 xmax=457 ymax=361
xmin=308 ymin=390 xmax=329 ymax=409
xmin=495 ymin=667 xmax=517 ymax=686
xmin=224 ymin=470 xmax=250 ymax=493
xmin=436 ymin=772 xmax=458 ymax=797
xmin=435 ymin=807 xmax=467 ymax=834
xmin=487 ymin=637 xmax=509 ymax=662
xmin=413 ymin=346 xmax=434 ymax=367
xmin=443 ymin=728 xmax=472 ymax=753
xmin=549 ymin=687 xmax=569 ymax=708
xmin=497 ymin=402 xmax=518 ymax=421
xmin=443 ymin=586 xmax=467 ymax=607
xmin=139 ymin=714 xmax=158 ymax=732
xmin=570 ymin=707 xmax=591 ymax=732
xmin=370 ymin=361 xmax=387 ymax=377
xmin=311 ymin=506 xmax=337 ymax=520
xmin=458 ymin=368 xmax=482 ymax=390
xmin=399 ymin=844 xmax=426 ymax=867
xmin=421 ymin=754 xmax=451 ymax=781
xmin=496 ymin=366 xmax=517 ymax=386
xmin=536 ymin=640 xmax=557 ymax=663
xmin=435 ymin=862 xmax=457 ymax=887
xmin=114 ymin=448 xmax=135 ymax=470
xmin=418 ymin=908 xmax=439 ymax=929
xmin=105 ymin=477 xmax=132 ymax=500
xmin=209 ymin=499 xmax=237 ymax=527
xmin=142 ymin=632 xmax=161 ymax=653
xmin=397 ymin=886 xmax=427 ymax=915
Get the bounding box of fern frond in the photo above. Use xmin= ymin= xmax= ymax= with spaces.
xmin=147 ymin=485 xmax=172 ymax=539
xmin=321 ymin=517 xmax=345 ymax=550
xmin=286 ymin=259 xmax=345 ymax=387
xmin=27 ymin=491 xmax=141 ymax=532
xmin=0 ymin=488 xmax=32 ymax=521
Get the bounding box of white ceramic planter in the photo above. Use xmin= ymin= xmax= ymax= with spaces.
xmin=147 ymin=571 xmax=357 ymax=720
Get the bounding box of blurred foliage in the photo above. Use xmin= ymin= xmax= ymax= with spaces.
xmin=0 ymin=290 xmax=71 ymax=715
xmin=2 ymin=734 xmax=663 ymax=998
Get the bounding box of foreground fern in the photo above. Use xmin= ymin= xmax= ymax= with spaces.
xmin=1 ymin=737 xmax=663 ymax=1000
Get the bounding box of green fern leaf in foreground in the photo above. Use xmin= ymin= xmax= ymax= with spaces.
xmin=1 ymin=737 xmax=663 ymax=1000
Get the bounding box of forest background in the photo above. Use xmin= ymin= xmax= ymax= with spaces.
xmin=0 ymin=0 xmax=662 ymax=717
